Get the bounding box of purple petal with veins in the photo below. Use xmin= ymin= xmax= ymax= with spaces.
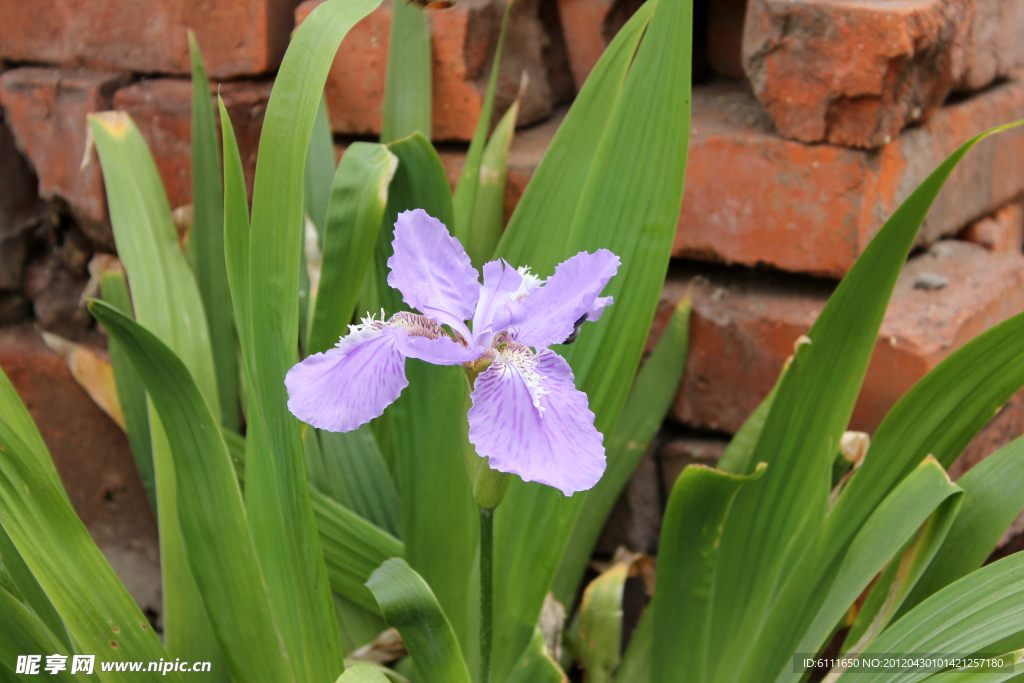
xmin=285 ymin=330 xmax=408 ymax=433
xmin=512 ymin=249 xmax=620 ymax=348
xmin=467 ymin=346 xmax=605 ymax=496
xmin=387 ymin=209 xmax=479 ymax=337
xmin=471 ymin=259 xmax=527 ymax=346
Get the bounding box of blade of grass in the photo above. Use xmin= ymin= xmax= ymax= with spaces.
xmin=452 ymin=0 xmax=514 ymax=246
xmin=246 ymin=0 xmax=383 ymax=677
xmin=504 ymin=626 xmax=567 ymax=683
xmin=652 ymin=464 xmax=765 ymax=683
xmin=307 ymin=142 xmax=397 ymax=356
xmin=319 ymin=428 xmax=402 ymax=539
xmin=553 ymin=295 xmax=691 ymax=607
xmin=366 ymin=559 xmax=472 ymax=683
xmin=101 ymin=267 xmax=155 ymax=510
xmin=0 ymin=585 xmax=76 ymax=682
xmin=380 ymin=1 xmax=430 ymax=144
xmin=189 ymin=32 xmax=238 ymax=433
xmin=88 ymin=110 xmax=225 ymax=675
xmin=706 ymin=122 xmax=1024 ymax=683
xmin=91 ymin=300 xmax=293 ymax=683
xmin=0 ymin=415 xmax=174 ymax=681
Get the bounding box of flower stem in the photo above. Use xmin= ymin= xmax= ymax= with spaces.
xmin=479 ymin=507 xmax=494 ymax=683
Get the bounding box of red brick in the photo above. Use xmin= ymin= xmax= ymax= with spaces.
xmin=959 ymin=202 xmax=1024 ymax=253
xmin=0 ymin=109 xmax=44 ymax=290
xmin=112 ymin=78 xmax=272 ymax=211
xmin=658 ymin=240 xmax=1024 ymax=436
xmin=297 ymin=0 xmax=555 ymax=142
xmin=0 ymin=325 xmax=160 ymax=616
xmin=676 ymin=78 xmax=1024 ymax=277
xmin=0 ymin=0 xmax=301 ymax=79
xmin=0 ymin=68 xmax=130 ymax=250
xmin=742 ymin=0 xmax=1024 ymax=148
xmin=557 ymin=0 xmax=614 ymax=89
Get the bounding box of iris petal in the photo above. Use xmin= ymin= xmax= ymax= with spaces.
xmin=468 ymin=348 xmax=605 ymax=496
xmin=471 ymin=259 xmax=527 ymax=345
xmin=387 ymin=209 xmax=480 ymax=335
xmin=386 ymin=327 xmax=481 ymax=365
xmin=512 ymin=249 xmax=620 ymax=348
xmin=285 ymin=331 xmax=407 ymax=433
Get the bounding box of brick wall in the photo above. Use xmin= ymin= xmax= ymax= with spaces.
xmin=1 ymin=0 xmax=1023 ymax=584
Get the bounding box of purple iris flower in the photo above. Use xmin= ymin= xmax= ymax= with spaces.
xmin=285 ymin=209 xmax=620 ymax=496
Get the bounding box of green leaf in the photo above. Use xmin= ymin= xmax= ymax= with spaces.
xmin=246 ymin=0 xmax=382 ymax=676
xmin=335 ymin=595 xmax=388 ymax=655
xmin=491 ymin=0 xmax=692 ymax=674
xmin=0 ymin=415 xmax=173 ymax=681
xmin=88 ymin=111 xmax=224 ymax=673
xmin=307 ymin=142 xmax=397 ymax=356
xmin=364 ymin=132 xmax=476 ymax=649
xmin=336 ymin=666 xmax=391 ymax=683
xmin=319 ymin=428 xmax=402 ymax=539
xmin=578 ymin=553 xmax=651 ymax=683
xmin=705 ymin=122 xmax=1024 ymax=683
xmin=464 ymin=92 xmax=519 ymax=269
xmin=616 ymin=607 xmax=652 ymax=683
xmin=90 ymin=300 xmax=292 ymax=683
xmin=897 ymin=433 xmax=1024 ymax=618
xmin=380 ymin=1 xmax=431 ymax=144
xmin=652 ymin=464 xmax=765 ymax=683
xmin=553 ymin=295 xmax=691 ymax=606
xmin=917 ymin=651 xmax=1024 ymax=683
xmin=366 ymin=559 xmax=472 ymax=683
xmin=504 ymin=627 xmax=567 ymax=683
xmin=0 ymin=585 xmax=76 ymax=682
xmin=306 ymin=95 xmax=338 ymax=238
xmin=781 ymin=458 xmax=963 ymax=681
xmin=101 ymin=267 xmax=155 ymax=511
xmin=452 ymin=0 xmax=514 ymax=250
xmin=189 ymin=32 xmax=238 ymax=433
xmin=717 ymin=363 xmax=786 ymax=475
xmin=836 ymin=552 xmax=1024 ymax=683
xmin=312 ymin=487 xmax=404 ymax=612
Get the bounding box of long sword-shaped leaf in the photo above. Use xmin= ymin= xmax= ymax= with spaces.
xmin=366 ymin=559 xmax=472 ymax=683
xmin=0 ymin=585 xmax=76 ymax=682
xmin=189 ymin=33 xmax=238 ymax=432
xmin=553 ymin=295 xmax=690 ymax=607
xmin=706 ymin=122 xmax=1024 ymax=683
xmin=307 ymin=95 xmax=337 ymax=238
xmin=652 ymin=464 xmax=765 ymax=683
xmin=917 ymin=651 xmax=1023 ymax=683
xmin=363 ymin=132 xmax=477 ymax=649
xmin=380 ymin=1 xmax=430 ymax=144
xmin=88 ymin=111 xmax=224 ymax=674
xmin=90 ymin=301 xmax=292 ymax=683
xmin=504 ymin=627 xmax=567 ymax=683
xmin=319 ymin=428 xmax=401 ymax=538
xmin=100 ymin=267 xmax=155 ymax=510
xmin=491 ymin=0 xmax=692 ymax=675
xmin=0 ymin=414 xmax=174 ymax=682
xmin=452 ymin=0 xmax=514 ymax=249
xmin=246 ymin=1 xmax=382 ymax=678
xmin=307 ymin=143 xmax=397 ymax=356
xmin=337 ymin=666 xmax=391 ymax=683
xmin=779 ymin=459 xmax=962 ymax=683
xmin=896 ymin=434 xmax=1024 ymax=618
xmin=836 ymin=552 xmax=1024 ymax=683
xmin=312 ymin=487 xmax=404 ymax=612
xmin=464 ymin=92 xmax=520 ymax=269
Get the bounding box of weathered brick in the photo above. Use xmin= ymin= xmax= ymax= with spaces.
xmin=676 ymin=78 xmax=1024 ymax=277
xmin=557 ymin=0 xmax=614 ymax=89
xmin=297 ymin=0 xmax=555 ymax=141
xmin=0 ymin=0 xmax=301 ymax=79
xmin=0 ymin=68 xmax=130 ymax=250
xmin=659 ymin=240 xmax=1024 ymax=437
xmin=742 ymin=0 xmax=1024 ymax=148
xmin=0 ymin=325 xmax=160 ymax=617
xmin=0 ymin=111 xmax=44 ymax=290
xmin=112 ymin=78 xmax=272 ymax=211
xmin=959 ymin=202 xmax=1024 ymax=253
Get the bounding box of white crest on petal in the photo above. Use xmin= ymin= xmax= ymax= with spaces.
xmin=496 ymin=341 xmax=549 ymax=412
xmin=512 ymin=266 xmax=544 ymax=302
